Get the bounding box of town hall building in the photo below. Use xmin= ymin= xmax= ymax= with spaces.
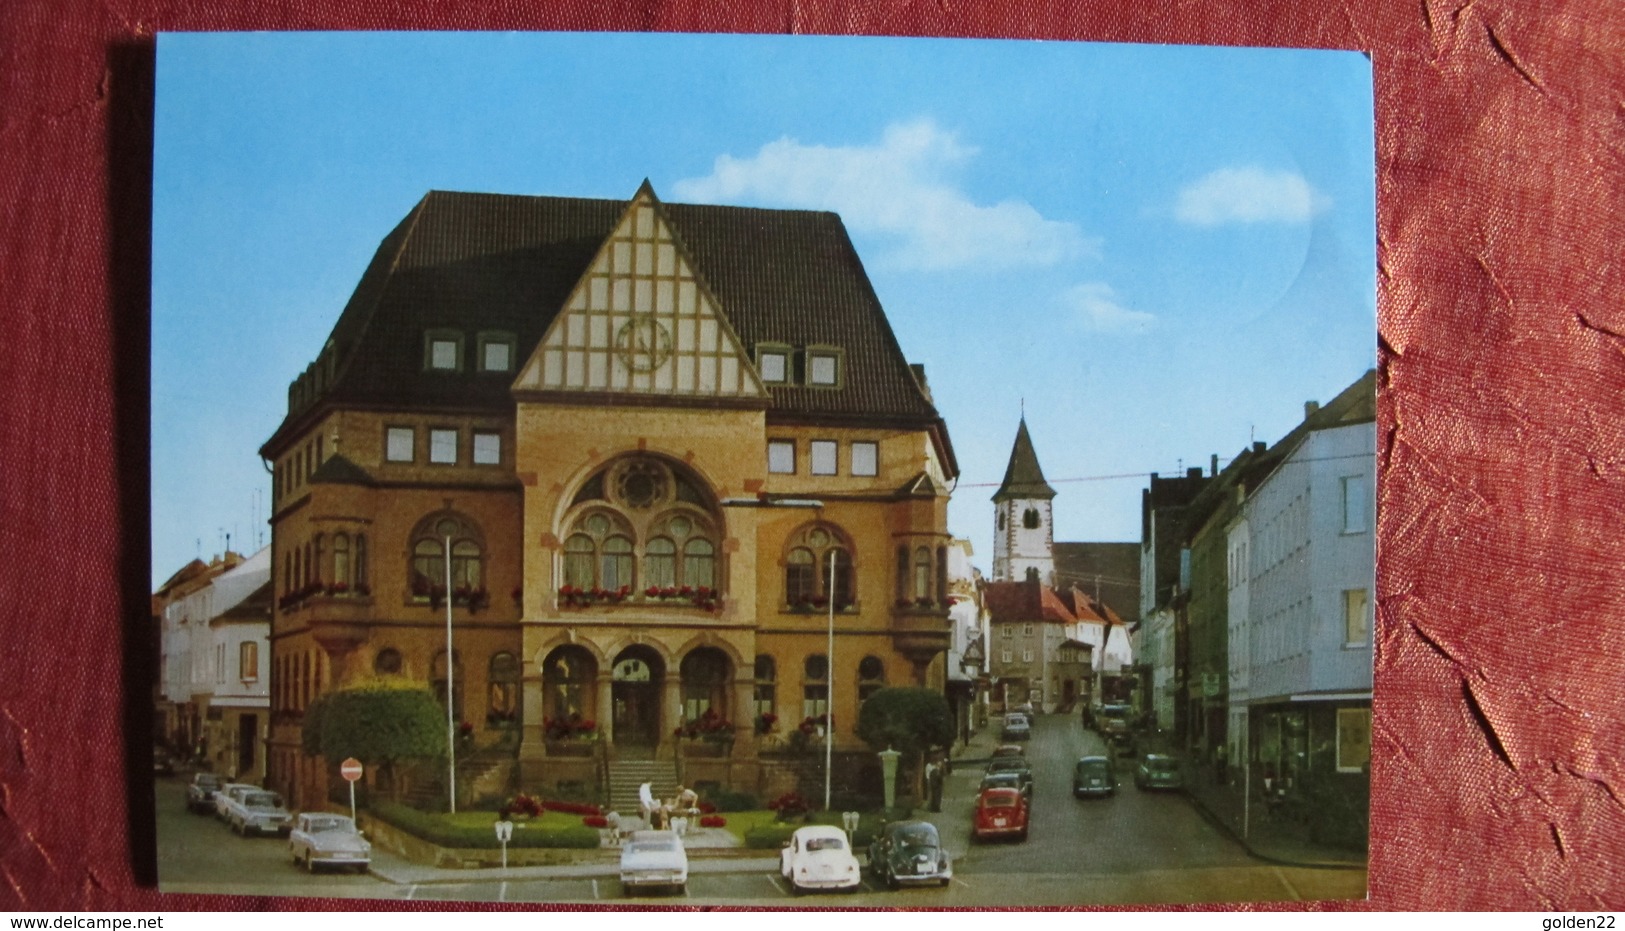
xmin=259 ymin=182 xmax=958 ymax=811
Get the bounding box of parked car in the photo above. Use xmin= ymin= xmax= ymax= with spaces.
xmin=868 ymin=820 xmax=952 ymax=889
xmin=288 ymin=813 xmax=371 ymax=873
xmin=228 ymin=789 xmax=293 ymax=836
xmin=984 ymin=757 xmax=1034 ymax=796
xmin=185 ymin=773 xmax=223 ymax=813
xmin=979 ymin=770 xmax=1031 ymax=800
xmin=990 ymin=744 xmax=1025 ymax=759
xmin=972 ymin=786 xmax=1029 ymax=842
xmin=620 ymin=830 xmax=688 ymax=895
xmin=153 ymin=747 xmax=175 ymax=777
xmin=214 ymin=783 xmax=256 ymax=821
xmin=1072 ymin=755 xmax=1117 ymax=798
xmin=1000 ymin=713 xmax=1031 ymax=741
xmin=1134 ymin=753 xmax=1185 ymax=791
xmin=780 ymin=824 xmax=861 ymax=894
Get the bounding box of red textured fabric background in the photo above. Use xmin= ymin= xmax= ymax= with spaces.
xmin=2 ymin=0 xmax=1622 ymax=912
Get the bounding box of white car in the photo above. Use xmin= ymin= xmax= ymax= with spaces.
xmin=619 ymin=830 xmax=688 ymax=895
xmin=779 ymin=824 xmax=862 ymax=895
xmin=214 ymin=783 xmax=255 ymax=821
xmin=288 ymin=813 xmax=371 ymax=872
xmin=228 ymin=789 xmax=293 ymax=836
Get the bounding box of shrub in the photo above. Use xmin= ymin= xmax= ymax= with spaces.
xmin=370 ymin=801 xmax=599 ymax=849
xmin=768 ymin=791 xmax=810 ymax=821
xmin=582 ymin=815 xmax=609 ymax=828
xmin=699 ymin=815 xmax=726 ymax=828
xmin=744 ymin=822 xmax=802 ymax=849
xmin=709 ymin=790 xmax=759 ymax=813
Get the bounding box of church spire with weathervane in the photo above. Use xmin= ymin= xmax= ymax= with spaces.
xmin=992 ymin=418 xmax=1057 ymax=585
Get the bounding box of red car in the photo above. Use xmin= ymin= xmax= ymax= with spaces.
xmin=972 ymin=786 xmax=1029 ymax=842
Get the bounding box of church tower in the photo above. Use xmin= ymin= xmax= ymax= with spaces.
xmin=992 ymin=418 xmax=1057 ymax=585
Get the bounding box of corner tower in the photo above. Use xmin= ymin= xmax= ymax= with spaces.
xmin=992 ymin=418 xmax=1056 ymax=585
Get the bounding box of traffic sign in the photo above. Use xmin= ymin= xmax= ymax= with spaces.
xmin=341 ymin=758 xmax=364 ymax=782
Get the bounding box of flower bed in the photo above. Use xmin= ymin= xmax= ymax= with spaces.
xmin=369 ymin=801 xmax=600 ymax=849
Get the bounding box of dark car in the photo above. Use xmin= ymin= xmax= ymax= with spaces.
xmin=979 ymin=770 xmax=1030 ymax=800
xmin=990 ymin=744 xmax=1025 ymax=760
xmin=153 ymin=747 xmax=176 ymax=777
xmin=1134 ymin=753 xmax=1185 ymax=791
xmin=984 ymin=757 xmax=1034 ymax=796
xmin=1072 ymin=755 xmax=1116 ymax=798
xmin=185 ymin=773 xmax=223 ymax=813
xmin=867 ymin=820 xmax=952 ymax=889
xmin=1000 ymin=713 xmax=1031 ymax=741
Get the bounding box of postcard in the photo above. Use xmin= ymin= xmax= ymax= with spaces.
xmin=151 ymin=31 xmax=1374 ymax=906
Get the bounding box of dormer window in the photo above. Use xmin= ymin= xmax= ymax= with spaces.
xmin=477 ymin=331 xmax=516 ymax=373
xmin=425 ymin=329 xmax=464 ymax=372
xmin=806 ymin=347 xmax=842 ymax=387
xmin=757 ymin=344 xmax=791 ymax=384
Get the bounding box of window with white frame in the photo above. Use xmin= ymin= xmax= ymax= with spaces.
xmin=477 ymin=332 xmax=515 ymax=373
xmin=806 ymin=349 xmax=840 ymax=386
xmin=1341 ymin=474 xmax=1370 ymax=533
xmin=473 ymin=431 xmax=502 ymax=466
xmin=851 ymin=441 xmax=878 ymax=477
xmin=386 ymin=426 xmax=415 ymax=463
xmin=1022 ymin=650 xmax=1033 ymax=663
xmin=1343 ymin=588 xmax=1370 ymax=645
xmin=810 ymin=440 xmax=837 ymax=476
xmin=425 ymin=330 xmax=463 ymax=372
xmin=240 ymin=641 xmax=259 ymax=682
xmin=768 ymin=440 xmax=795 ymax=474
xmin=1000 ymin=650 xmax=1012 ymax=664
xmin=430 ymin=429 xmax=458 ymax=464
xmin=757 ymin=346 xmax=790 ymax=384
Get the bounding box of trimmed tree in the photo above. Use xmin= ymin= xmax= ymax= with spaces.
xmin=302 ymin=677 xmax=448 ymax=800
xmin=855 ymin=687 xmax=956 ymax=803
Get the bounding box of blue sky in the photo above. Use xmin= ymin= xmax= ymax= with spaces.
xmin=152 ymin=32 xmax=1375 ymax=588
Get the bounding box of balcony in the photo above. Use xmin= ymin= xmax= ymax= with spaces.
xmin=889 ymin=600 xmax=951 ymax=666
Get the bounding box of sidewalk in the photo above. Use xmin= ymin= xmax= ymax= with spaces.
xmin=1134 ymin=730 xmax=1365 ymax=870
xmin=368 ymin=848 xmax=781 ymax=886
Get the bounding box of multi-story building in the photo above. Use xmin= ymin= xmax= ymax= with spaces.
xmin=1136 ymin=468 xmax=1210 ymax=730
xmin=1232 ymin=372 xmax=1374 ymax=841
xmin=259 ymin=182 xmax=957 ymax=809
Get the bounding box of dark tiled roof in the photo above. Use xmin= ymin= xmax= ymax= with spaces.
xmin=264 ymin=188 xmax=944 ymax=454
xmin=1053 ymin=542 xmax=1141 ymax=625
xmin=992 ymin=419 xmax=1055 ymax=501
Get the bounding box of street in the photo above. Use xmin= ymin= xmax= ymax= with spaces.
xmin=157 ymin=715 xmax=1366 ymax=906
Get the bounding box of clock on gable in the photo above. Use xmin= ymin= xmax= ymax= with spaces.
xmin=614 ymin=313 xmax=673 ymax=372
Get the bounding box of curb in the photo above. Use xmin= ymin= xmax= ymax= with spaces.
xmin=1179 ymin=792 xmax=1366 ymax=871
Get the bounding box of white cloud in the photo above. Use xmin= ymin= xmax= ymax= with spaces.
xmin=1174 ymin=167 xmax=1329 ymax=226
xmin=672 ymin=119 xmax=1094 ymax=271
xmin=1065 ymin=282 xmax=1156 ymax=334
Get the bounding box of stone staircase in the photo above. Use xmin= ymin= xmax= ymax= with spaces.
xmin=605 ymin=758 xmax=679 ymax=817
xmin=399 ymin=745 xmax=515 ymax=811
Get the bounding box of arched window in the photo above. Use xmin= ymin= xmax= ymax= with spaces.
xmin=558 ymin=461 xmax=721 ymax=599
xmin=1023 ymin=507 xmax=1040 ymax=530
xmin=409 ymin=512 xmax=485 ymax=599
xmin=754 ymin=655 xmax=777 ymax=719
xmin=683 ymin=538 xmax=715 ymax=589
xmin=601 ymin=535 xmax=633 ymax=590
xmin=783 ymin=525 xmax=854 ymax=610
xmin=937 ymin=546 xmax=949 ymax=605
xmin=487 ymin=652 xmax=520 ymax=727
xmin=645 ymin=538 xmax=677 ymax=588
xmin=998 ymin=510 xmax=1006 ymax=531
xmin=857 ymin=655 xmax=885 ymax=704
xmin=542 ymin=646 xmax=597 ymax=728
xmin=354 ymin=534 xmax=368 ymax=592
xmin=680 ymin=648 xmax=731 ymax=721
xmin=802 ymin=654 xmax=829 ymax=720
xmin=332 ymin=533 xmax=350 ymax=590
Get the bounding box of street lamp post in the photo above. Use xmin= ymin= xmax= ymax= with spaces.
xmin=825 ymin=547 xmax=836 ymax=813
xmin=445 ymin=534 xmax=456 ymax=814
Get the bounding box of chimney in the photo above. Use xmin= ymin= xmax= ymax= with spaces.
xmin=1254 ymin=441 xmax=1267 ymax=454
xmin=1305 ymin=400 xmax=1320 ymax=419
xmin=1186 ymin=467 xmax=1202 ymax=480
xmin=1210 ymin=453 xmax=1219 ymax=476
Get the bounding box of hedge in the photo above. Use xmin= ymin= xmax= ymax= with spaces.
xmin=370 ymin=801 xmax=601 ymax=849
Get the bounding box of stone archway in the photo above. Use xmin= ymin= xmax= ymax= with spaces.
xmin=610 ymin=644 xmax=666 ymax=753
